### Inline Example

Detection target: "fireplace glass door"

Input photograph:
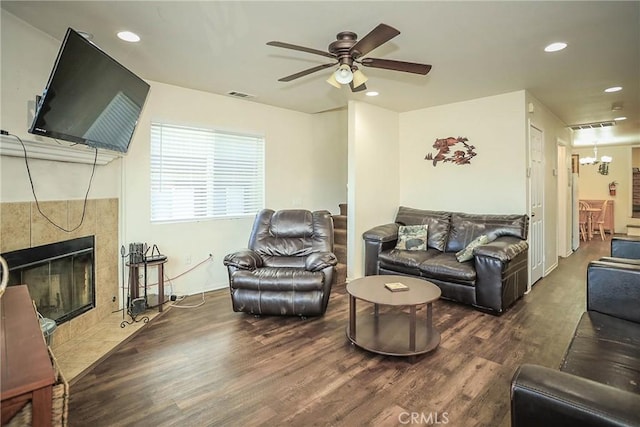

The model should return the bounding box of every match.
[2,236,95,324]
[21,251,93,322]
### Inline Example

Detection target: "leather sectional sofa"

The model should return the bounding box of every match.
[611,235,640,258]
[362,206,529,314]
[511,257,640,426]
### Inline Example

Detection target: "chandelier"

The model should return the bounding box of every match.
[579,142,612,175]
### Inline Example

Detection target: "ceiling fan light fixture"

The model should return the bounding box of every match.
[579,156,596,165]
[352,68,368,88]
[326,73,342,89]
[334,64,353,85]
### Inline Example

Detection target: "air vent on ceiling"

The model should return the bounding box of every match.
[569,120,616,131]
[226,91,256,99]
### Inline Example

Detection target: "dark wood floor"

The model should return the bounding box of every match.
[68,238,610,427]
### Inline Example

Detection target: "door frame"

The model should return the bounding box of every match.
[527,121,545,290]
[557,139,572,258]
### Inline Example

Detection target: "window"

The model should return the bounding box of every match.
[150,123,264,222]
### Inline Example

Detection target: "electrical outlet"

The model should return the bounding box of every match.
[185,255,192,265]
[112,296,116,302]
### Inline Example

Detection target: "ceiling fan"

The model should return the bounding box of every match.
[267,23,432,92]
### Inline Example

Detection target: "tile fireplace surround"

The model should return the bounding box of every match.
[0,198,120,350]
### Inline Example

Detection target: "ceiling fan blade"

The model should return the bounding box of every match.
[277,62,337,82]
[350,23,400,58]
[361,58,432,75]
[350,81,367,92]
[267,41,336,59]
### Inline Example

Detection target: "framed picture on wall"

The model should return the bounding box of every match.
[571,154,579,174]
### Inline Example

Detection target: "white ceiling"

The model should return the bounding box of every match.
[3,1,639,147]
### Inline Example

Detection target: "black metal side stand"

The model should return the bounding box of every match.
[120,298,149,328]
[120,245,150,328]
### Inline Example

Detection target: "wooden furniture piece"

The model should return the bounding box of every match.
[594,199,609,240]
[346,275,441,359]
[580,199,614,236]
[579,204,601,241]
[127,258,168,312]
[578,201,590,241]
[1,285,55,426]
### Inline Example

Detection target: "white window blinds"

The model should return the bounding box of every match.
[150,123,264,222]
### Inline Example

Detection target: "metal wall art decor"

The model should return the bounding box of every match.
[425,136,476,166]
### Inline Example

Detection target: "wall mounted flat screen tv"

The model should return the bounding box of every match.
[29,27,150,153]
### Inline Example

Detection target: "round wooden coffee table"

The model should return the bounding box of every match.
[346,275,441,358]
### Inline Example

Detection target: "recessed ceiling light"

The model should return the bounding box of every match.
[365,91,379,97]
[604,86,622,93]
[614,116,627,121]
[117,31,140,43]
[544,42,567,52]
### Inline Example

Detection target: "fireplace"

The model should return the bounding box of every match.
[2,236,95,324]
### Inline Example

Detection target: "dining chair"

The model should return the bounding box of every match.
[578,201,590,241]
[595,200,609,240]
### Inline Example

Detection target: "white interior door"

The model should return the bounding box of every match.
[529,123,544,287]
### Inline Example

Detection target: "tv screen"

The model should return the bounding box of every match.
[29,27,150,153]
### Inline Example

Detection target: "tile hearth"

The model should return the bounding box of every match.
[53,308,166,384]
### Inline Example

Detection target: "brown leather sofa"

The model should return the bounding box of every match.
[363,207,529,314]
[223,209,337,317]
[510,259,640,427]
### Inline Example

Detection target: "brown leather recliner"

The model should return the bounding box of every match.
[223,209,338,316]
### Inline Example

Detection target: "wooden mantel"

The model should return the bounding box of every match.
[0,134,121,165]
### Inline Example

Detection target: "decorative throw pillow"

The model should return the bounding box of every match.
[395,225,428,251]
[456,234,490,262]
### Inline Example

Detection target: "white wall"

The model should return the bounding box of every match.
[124,81,347,295]
[0,10,121,202]
[398,90,573,280]
[1,11,348,297]
[1,9,57,136]
[349,92,570,281]
[399,91,527,213]
[4,8,595,293]
[310,109,348,214]
[348,101,399,279]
